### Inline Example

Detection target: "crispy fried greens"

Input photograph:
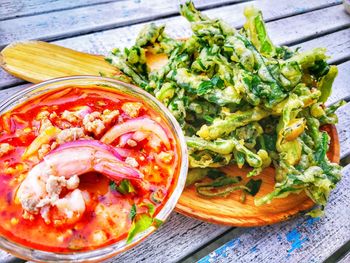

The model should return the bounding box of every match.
[107,1,343,213]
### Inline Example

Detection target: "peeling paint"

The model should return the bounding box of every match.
[306,216,320,227]
[286,228,308,255]
[198,238,241,263]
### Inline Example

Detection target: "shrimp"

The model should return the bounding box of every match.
[17,140,148,224]
[51,189,87,226]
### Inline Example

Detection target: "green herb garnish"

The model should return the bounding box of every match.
[110,179,135,195]
[130,204,137,221]
[126,203,162,244]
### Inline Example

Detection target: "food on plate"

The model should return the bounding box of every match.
[0,85,180,252]
[107,1,344,214]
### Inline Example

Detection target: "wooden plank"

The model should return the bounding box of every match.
[0,0,118,21]
[291,28,350,65]
[0,70,22,90]
[198,161,350,263]
[0,1,348,89]
[337,103,350,160]
[110,213,228,262]
[0,0,248,48]
[266,5,350,46]
[0,0,248,22]
[0,0,342,48]
[328,61,350,104]
[0,250,24,263]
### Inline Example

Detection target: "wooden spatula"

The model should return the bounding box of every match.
[0,41,340,226]
[0,41,119,83]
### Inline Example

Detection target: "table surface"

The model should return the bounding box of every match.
[0,0,350,262]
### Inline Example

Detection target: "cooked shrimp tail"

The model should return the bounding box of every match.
[17,140,148,223]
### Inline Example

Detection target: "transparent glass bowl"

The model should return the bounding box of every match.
[0,76,188,262]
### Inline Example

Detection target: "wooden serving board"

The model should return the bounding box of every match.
[0,41,340,226]
[177,125,339,226]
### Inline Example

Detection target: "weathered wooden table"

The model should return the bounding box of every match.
[0,0,349,262]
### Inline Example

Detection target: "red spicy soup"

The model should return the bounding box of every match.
[0,85,180,252]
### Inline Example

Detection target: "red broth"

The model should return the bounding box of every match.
[0,85,180,252]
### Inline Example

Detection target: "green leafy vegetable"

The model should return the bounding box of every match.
[318,65,338,103]
[126,203,161,244]
[127,214,153,243]
[106,1,343,214]
[243,6,276,57]
[130,204,137,221]
[245,179,262,196]
[195,175,246,197]
[110,179,135,195]
[141,203,155,216]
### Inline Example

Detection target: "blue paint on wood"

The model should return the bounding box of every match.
[250,244,259,253]
[286,228,308,255]
[306,216,320,227]
[199,215,321,262]
[198,238,241,263]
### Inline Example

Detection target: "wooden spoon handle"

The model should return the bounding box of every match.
[0,41,119,83]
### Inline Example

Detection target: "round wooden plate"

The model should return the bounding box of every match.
[145,53,341,226]
[176,124,339,226]
[0,41,341,227]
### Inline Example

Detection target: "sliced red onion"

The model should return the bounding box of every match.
[113,148,138,158]
[44,140,149,191]
[101,118,170,149]
[50,139,122,159]
[119,133,133,147]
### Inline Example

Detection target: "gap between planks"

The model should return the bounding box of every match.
[0,0,342,49]
[339,247,350,263]
[0,0,123,21]
[0,0,253,48]
[324,239,350,263]
[0,0,248,22]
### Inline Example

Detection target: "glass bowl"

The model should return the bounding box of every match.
[0,76,188,262]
